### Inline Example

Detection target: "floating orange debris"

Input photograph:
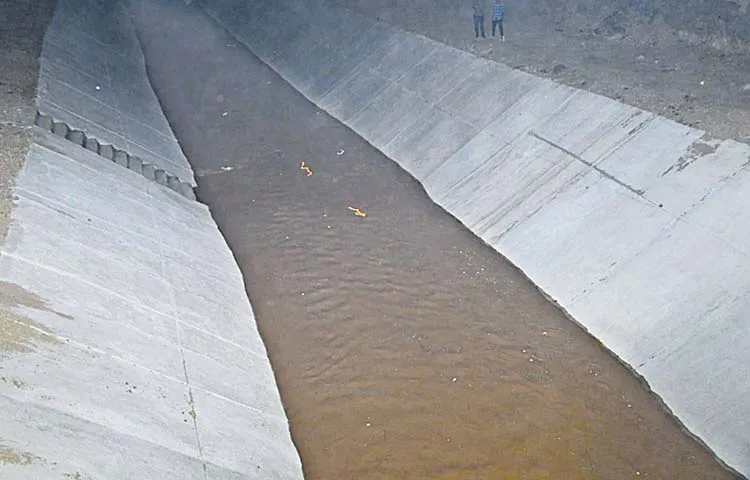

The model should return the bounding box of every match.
[347,206,367,217]
[300,161,313,177]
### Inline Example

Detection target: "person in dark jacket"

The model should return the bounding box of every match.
[492,0,505,41]
[472,0,486,38]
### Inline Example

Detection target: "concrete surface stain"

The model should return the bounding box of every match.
[0,309,59,354]
[0,280,73,319]
[0,280,63,353]
[0,281,47,310]
[63,472,88,480]
[187,390,197,421]
[0,127,30,244]
[0,445,42,466]
[530,131,646,196]
[0,376,26,389]
[662,137,721,176]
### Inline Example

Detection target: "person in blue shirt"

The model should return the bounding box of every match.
[492,0,506,41]
[472,0,486,38]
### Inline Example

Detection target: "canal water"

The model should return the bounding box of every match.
[133,1,738,478]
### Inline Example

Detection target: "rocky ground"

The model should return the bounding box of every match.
[0,0,57,242]
[331,0,750,144]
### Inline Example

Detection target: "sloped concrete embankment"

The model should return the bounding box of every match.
[200,0,750,476]
[0,0,303,478]
[36,0,195,193]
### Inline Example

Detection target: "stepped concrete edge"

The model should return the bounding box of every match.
[34,110,197,200]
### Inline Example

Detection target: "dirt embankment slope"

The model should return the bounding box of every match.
[332,0,750,144]
[0,0,57,242]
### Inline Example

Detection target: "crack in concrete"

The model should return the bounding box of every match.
[529,130,646,198]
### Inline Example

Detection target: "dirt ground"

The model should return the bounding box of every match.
[331,0,750,144]
[133,0,740,478]
[0,0,57,243]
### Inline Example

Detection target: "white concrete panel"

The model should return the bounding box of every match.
[0,395,207,480]
[318,64,391,123]
[438,63,537,131]
[681,164,750,255]
[422,129,509,196]
[497,170,674,306]
[481,82,580,145]
[349,82,433,148]
[435,136,570,236]
[398,47,478,102]
[192,389,303,479]
[383,107,477,178]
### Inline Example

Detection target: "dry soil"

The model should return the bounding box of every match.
[0,0,57,242]
[332,0,750,144]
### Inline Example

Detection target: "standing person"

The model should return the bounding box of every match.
[492,0,505,41]
[472,0,486,38]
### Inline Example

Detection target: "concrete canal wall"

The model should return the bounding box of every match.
[0,0,303,478]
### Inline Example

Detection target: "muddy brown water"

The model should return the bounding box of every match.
[132,1,738,478]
